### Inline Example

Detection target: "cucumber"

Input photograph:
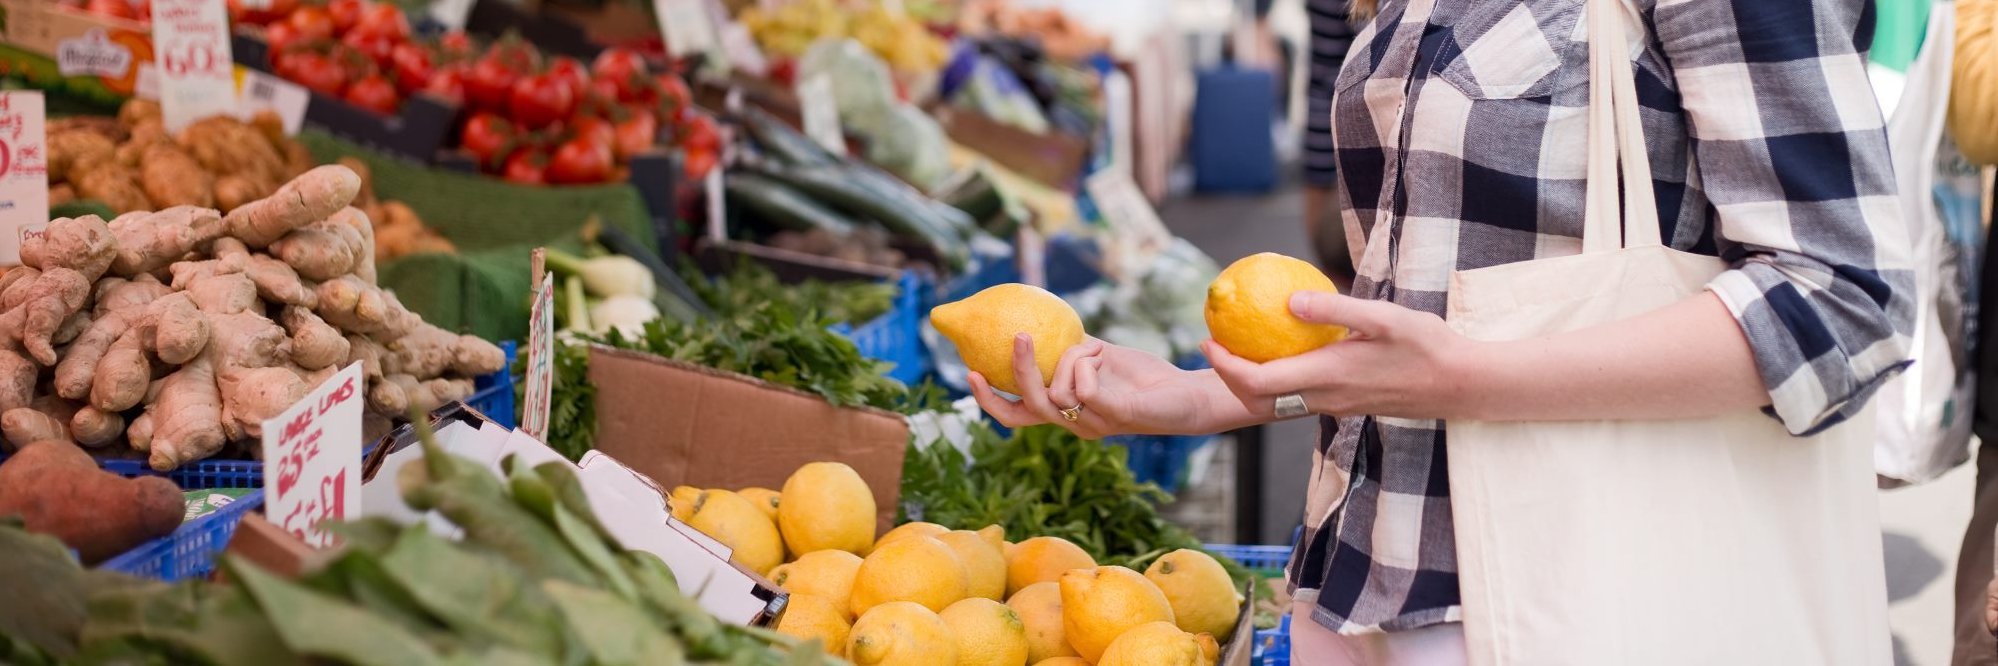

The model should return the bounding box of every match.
[754,163,970,271]
[739,108,836,167]
[842,163,983,241]
[724,173,857,236]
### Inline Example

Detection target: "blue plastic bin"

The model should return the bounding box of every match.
[100,489,266,581]
[936,251,1022,307]
[1191,65,1279,192]
[833,272,931,385]
[1204,542,1297,666]
[468,340,519,429]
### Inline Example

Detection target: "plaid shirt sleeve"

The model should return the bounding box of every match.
[1652,0,1915,435]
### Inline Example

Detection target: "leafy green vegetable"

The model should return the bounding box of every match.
[688,260,897,327]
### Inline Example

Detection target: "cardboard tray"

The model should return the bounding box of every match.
[586,346,910,533]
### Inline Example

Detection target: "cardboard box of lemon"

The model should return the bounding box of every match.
[670,462,1254,666]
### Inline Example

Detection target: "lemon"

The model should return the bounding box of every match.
[977,524,1007,549]
[940,598,1031,666]
[1006,536,1096,597]
[937,530,1008,600]
[1096,621,1208,666]
[1197,632,1221,665]
[1145,549,1244,642]
[1007,581,1080,662]
[1059,566,1176,663]
[687,490,784,574]
[930,283,1085,395]
[778,462,876,555]
[1205,252,1348,362]
[875,521,948,549]
[851,535,969,616]
[847,601,959,666]
[669,485,701,522]
[770,550,864,620]
[1033,659,1090,666]
[775,593,851,656]
[738,487,781,522]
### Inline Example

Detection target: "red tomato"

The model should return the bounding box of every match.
[464,54,523,112]
[340,31,397,70]
[388,43,432,94]
[230,0,297,25]
[503,150,548,184]
[571,116,616,150]
[83,0,138,20]
[439,31,476,59]
[344,75,400,114]
[612,110,658,162]
[652,73,692,124]
[460,112,515,167]
[677,114,721,153]
[326,0,365,34]
[682,148,718,182]
[547,136,613,184]
[591,48,652,102]
[422,65,469,107]
[263,21,303,52]
[349,3,410,42]
[547,57,590,102]
[285,6,336,42]
[508,73,576,130]
[280,52,348,96]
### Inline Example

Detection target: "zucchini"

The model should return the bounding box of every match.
[725,173,858,236]
[739,108,836,168]
[842,163,983,241]
[754,163,970,271]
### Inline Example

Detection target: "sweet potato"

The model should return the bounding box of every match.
[0,440,184,563]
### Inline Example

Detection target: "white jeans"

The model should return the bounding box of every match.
[1290,601,1468,666]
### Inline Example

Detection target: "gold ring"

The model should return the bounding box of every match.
[1059,404,1083,422]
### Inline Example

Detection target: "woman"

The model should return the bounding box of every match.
[973,0,1909,662]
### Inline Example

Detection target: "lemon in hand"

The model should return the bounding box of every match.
[930,283,1085,395]
[1205,252,1347,362]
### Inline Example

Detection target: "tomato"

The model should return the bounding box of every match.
[340,31,397,70]
[229,0,297,25]
[502,150,548,184]
[591,48,651,102]
[546,57,590,102]
[612,110,658,162]
[422,64,469,107]
[83,0,138,20]
[388,43,432,94]
[547,136,614,184]
[682,148,718,181]
[279,52,348,96]
[508,73,575,130]
[263,21,302,52]
[349,3,410,42]
[460,112,515,167]
[677,114,721,153]
[326,0,365,35]
[344,75,400,114]
[571,116,616,150]
[464,55,523,112]
[285,6,336,42]
[439,31,476,60]
[652,73,692,125]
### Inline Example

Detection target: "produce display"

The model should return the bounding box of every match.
[338,158,456,263]
[47,101,312,215]
[238,0,429,114]
[672,460,1240,665]
[740,0,951,75]
[955,0,1111,62]
[0,433,837,664]
[4,165,504,471]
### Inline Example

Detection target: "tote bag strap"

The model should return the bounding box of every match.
[1581,0,1664,254]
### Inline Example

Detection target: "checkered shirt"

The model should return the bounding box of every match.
[1291,0,1914,634]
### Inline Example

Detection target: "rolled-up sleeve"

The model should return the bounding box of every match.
[1653,0,1915,435]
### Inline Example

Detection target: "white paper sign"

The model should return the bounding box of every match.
[234,67,310,136]
[152,0,238,133]
[1085,169,1174,275]
[428,0,477,31]
[0,93,50,267]
[522,272,555,441]
[704,169,726,240]
[797,74,847,156]
[56,30,138,79]
[263,362,364,548]
[656,0,720,58]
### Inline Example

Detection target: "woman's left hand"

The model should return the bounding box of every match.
[1205,291,1484,420]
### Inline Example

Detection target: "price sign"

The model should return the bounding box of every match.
[797,74,847,156]
[656,0,720,58]
[521,272,555,441]
[262,363,364,548]
[428,0,477,31]
[151,0,238,133]
[0,93,50,267]
[1085,169,1174,279]
[233,67,310,135]
[705,169,726,241]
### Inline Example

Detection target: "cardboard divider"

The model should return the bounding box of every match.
[587,347,910,533]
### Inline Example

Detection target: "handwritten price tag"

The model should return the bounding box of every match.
[262,363,364,548]
[152,0,238,133]
[797,75,847,156]
[521,273,555,441]
[655,0,720,58]
[0,93,50,266]
[1085,169,1174,279]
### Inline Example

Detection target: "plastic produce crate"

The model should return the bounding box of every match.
[99,489,266,581]
[1110,434,1212,493]
[467,340,520,429]
[936,249,1022,307]
[1205,542,1296,666]
[832,272,931,385]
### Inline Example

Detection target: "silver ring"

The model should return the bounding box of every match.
[1059,404,1083,422]
[1273,393,1310,419]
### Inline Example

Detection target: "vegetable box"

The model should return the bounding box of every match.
[585,346,910,533]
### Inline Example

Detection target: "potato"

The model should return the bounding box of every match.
[0,440,185,563]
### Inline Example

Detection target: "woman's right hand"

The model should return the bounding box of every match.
[969,335,1225,439]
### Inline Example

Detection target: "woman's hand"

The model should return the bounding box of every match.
[968,336,1234,439]
[1205,291,1481,420]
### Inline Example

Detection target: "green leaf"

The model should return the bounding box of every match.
[227,556,441,666]
[543,580,688,665]
[376,527,568,657]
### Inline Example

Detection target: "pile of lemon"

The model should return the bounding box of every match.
[674,462,1244,665]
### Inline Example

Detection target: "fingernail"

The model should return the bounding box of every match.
[1290,292,1313,316]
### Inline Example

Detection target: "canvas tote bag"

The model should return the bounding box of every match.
[1442,1,1891,664]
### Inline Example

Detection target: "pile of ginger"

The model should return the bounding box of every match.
[0,164,505,471]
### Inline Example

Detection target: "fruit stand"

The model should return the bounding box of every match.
[0,1,1300,664]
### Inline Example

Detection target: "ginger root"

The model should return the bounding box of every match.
[315,275,416,337]
[1,268,94,366]
[110,206,226,277]
[224,165,361,248]
[25,215,117,281]
[49,130,116,184]
[282,306,348,371]
[147,356,224,471]
[71,163,150,214]
[0,351,36,416]
[139,142,215,209]
[72,406,125,448]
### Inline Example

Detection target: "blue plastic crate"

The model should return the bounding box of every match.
[936,250,1021,307]
[1203,542,1296,666]
[99,489,266,581]
[1110,434,1212,493]
[833,272,931,385]
[467,340,519,429]
[1257,615,1292,666]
